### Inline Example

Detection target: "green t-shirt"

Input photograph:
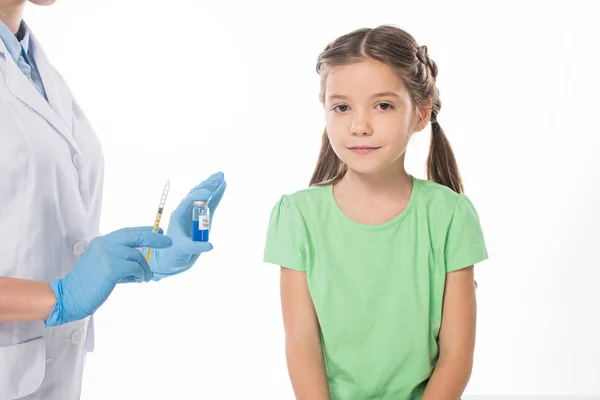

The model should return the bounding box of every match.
[263,176,489,399]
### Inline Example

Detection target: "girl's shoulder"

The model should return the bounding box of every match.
[415,177,468,205]
[413,177,483,223]
[415,176,460,198]
[275,183,332,205]
[268,184,333,220]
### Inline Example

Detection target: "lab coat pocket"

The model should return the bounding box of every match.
[0,337,46,400]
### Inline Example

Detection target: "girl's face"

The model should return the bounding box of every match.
[323,58,428,177]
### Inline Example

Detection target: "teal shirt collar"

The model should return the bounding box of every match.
[18,21,31,55]
[0,19,33,63]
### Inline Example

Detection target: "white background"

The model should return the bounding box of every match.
[22,0,600,398]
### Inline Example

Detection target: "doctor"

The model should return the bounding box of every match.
[0,1,227,399]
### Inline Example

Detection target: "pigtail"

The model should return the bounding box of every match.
[309,129,347,186]
[426,119,464,194]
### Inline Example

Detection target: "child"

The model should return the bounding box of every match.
[263,25,488,400]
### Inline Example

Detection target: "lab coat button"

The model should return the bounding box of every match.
[73,241,86,256]
[70,329,83,345]
[72,155,83,169]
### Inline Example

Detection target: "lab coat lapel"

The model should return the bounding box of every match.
[0,35,81,156]
[29,33,76,144]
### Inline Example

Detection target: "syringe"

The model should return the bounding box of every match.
[146,179,170,262]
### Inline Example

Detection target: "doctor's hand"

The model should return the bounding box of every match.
[45,227,172,327]
[145,171,227,281]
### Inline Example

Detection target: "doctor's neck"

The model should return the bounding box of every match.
[0,1,25,33]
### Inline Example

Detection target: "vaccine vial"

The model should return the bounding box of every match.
[192,201,210,242]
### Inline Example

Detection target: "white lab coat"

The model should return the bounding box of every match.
[0,30,103,400]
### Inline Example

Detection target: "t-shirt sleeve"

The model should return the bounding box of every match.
[263,195,307,272]
[444,194,489,273]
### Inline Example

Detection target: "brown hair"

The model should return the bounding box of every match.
[309,25,464,194]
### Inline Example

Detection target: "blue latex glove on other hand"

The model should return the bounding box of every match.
[46,226,172,327]
[145,171,227,281]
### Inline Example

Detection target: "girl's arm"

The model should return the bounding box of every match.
[280,267,330,400]
[422,266,477,400]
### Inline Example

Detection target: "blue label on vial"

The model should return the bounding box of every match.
[192,216,209,242]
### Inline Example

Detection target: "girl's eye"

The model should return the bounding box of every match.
[334,104,349,112]
[377,102,394,111]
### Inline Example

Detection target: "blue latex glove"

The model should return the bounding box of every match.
[145,171,227,281]
[45,226,172,327]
